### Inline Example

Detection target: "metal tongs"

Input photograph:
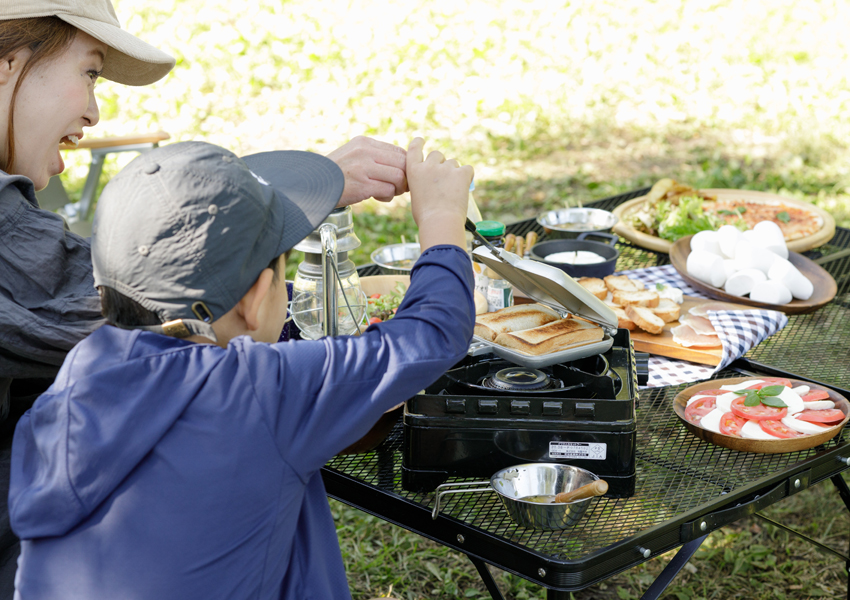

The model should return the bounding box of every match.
[465,218,511,266]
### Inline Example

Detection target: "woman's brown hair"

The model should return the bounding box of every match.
[0,17,77,174]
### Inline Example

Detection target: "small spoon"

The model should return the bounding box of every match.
[520,479,608,504]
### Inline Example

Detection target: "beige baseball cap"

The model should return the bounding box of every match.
[0,0,175,86]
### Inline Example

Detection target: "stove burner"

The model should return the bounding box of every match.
[484,367,554,392]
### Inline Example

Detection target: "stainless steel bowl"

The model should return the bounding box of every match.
[432,463,601,530]
[370,243,421,275]
[536,207,618,239]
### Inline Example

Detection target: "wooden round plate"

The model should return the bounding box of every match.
[612,189,836,253]
[669,235,837,315]
[674,377,850,453]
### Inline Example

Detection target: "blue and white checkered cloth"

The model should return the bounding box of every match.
[616,265,788,388]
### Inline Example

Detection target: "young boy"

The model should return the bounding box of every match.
[8,139,474,599]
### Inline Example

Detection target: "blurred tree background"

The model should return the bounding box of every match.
[63,1,850,597]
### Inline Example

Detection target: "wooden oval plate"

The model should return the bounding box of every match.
[669,235,837,315]
[612,189,836,254]
[674,377,850,453]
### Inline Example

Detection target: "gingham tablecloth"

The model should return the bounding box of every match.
[616,265,788,388]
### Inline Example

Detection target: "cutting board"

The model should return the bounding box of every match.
[630,296,752,365]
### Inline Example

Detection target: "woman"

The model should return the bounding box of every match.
[0,2,407,596]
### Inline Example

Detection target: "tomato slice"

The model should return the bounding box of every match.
[801,390,831,402]
[719,412,747,436]
[746,378,793,390]
[795,409,845,424]
[730,397,788,421]
[368,317,382,324]
[684,397,716,425]
[759,420,802,439]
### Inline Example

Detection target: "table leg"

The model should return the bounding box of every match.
[467,556,505,600]
[833,475,850,600]
[638,534,707,600]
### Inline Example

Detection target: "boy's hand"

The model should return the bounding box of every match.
[326,136,408,206]
[406,137,473,250]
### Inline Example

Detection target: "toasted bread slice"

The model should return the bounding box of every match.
[494,318,604,355]
[605,303,635,330]
[604,275,640,293]
[474,303,560,341]
[577,277,607,300]
[611,290,660,308]
[626,305,664,335]
[651,298,680,323]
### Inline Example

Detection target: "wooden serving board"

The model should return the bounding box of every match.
[630,296,753,366]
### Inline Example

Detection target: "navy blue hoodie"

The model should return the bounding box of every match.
[9,245,473,600]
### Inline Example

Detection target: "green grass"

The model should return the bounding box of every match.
[50,0,850,597]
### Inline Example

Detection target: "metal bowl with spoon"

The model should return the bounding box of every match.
[431,463,608,530]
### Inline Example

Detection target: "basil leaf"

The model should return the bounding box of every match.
[760,396,788,408]
[744,394,762,407]
[656,283,665,291]
[717,209,736,216]
[759,385,785,397]
[735,206,747,214]
[777,211,791,223]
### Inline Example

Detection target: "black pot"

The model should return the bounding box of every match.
[530,232,620,278]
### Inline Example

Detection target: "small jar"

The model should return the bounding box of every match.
[486,275,514,311]
[471,220,506,297]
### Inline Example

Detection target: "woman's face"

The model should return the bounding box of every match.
[10,32,106,190]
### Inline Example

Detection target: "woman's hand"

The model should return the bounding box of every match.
[406,137,473,251]
[326,136,408,206]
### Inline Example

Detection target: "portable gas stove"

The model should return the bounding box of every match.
[402,327,640,497]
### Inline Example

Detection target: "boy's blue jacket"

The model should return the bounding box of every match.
[9,245,474,600]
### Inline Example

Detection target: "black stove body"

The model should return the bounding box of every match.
[402,329,638,497]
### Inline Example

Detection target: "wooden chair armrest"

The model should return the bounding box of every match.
[61,131,170,150]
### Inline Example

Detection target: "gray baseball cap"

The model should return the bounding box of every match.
[92,141,344,341]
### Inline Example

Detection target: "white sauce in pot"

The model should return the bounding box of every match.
[545,250,606,265]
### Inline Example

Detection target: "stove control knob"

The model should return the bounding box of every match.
[634,352,650,387]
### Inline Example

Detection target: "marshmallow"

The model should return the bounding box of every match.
[717,225,742,259]
[752,221,789,259]
[724,268,767,297]
[734,240,777,274]
[690,230,721,255]
[687,250,726,288]
[750,280,793,304]
[768,257,813,300]
[722,259,739,280]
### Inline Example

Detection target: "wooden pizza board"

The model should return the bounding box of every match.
[630,296,753,365]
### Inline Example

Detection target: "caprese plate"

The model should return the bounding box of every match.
[673,376,850,453]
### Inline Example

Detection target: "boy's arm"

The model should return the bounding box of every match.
[246,139,474,477]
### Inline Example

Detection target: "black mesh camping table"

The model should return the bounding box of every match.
[322,189,850,599]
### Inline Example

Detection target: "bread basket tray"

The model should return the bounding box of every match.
[470,246,619,368]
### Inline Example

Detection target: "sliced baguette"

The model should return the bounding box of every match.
[625,305,664,335]
[604,275,640,293]
[651,298,680,323]
[493,318,604,356]
[474,303,560,341]
[611,290,660,308]
[605,303,636,330]
[577,277,607,300]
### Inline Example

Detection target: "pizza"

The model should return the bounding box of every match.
[629,179,824,243]
[709,198,823,241]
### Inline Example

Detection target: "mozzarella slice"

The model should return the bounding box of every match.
[803,400,835,411]
[791,385,810,396]
[715,392,740,414]
[781,415,831,435]
[775,386,805,416]
[720,380,764,392]
[700,408,724,434]
[741,419,781,440]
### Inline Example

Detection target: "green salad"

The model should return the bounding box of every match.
[367,282,407,323]
[630,195,747,242]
